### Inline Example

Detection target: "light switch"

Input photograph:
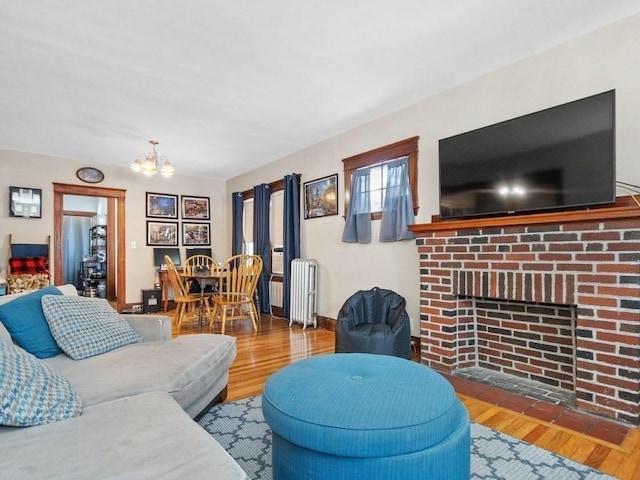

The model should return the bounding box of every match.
[131,241,137,249]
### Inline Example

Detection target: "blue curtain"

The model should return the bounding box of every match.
[341,168,372,243]
[231,192,244,256]
[253,184,271,313]
[282,174,301,318]
[380,157,415,242]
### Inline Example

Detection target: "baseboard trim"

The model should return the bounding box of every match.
[318,315,336,331]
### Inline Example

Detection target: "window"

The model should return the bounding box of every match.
[367,161,390,212]
[240,178,286,254]
[242,198,254,254]
[342,136,419,220]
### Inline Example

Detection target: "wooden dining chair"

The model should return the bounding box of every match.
[209,254,263,334]
[164,255,211,331]
[182,254,217,295]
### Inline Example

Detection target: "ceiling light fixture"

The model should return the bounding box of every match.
[130,140,175,177]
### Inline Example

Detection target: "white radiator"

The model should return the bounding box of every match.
[289,258,318,329]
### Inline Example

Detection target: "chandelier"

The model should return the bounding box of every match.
[130,140,175,177]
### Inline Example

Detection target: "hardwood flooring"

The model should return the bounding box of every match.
[172,312,640,479]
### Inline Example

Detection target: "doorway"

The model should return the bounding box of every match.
[62,195,106,293]
[53,183,126,313]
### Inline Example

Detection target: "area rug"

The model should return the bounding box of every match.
[198,396,613,479]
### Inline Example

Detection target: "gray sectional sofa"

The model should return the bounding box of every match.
[0,285,246,479]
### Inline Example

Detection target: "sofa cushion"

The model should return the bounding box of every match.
[41,296,142,360]
[0,339,83,426]
[0,391,247,479]
[44,334,236,417]
[0,323,11,344]
[0,285,63,358]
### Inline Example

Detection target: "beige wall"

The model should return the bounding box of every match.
[2,15,638,327]
[226,14,640,334]
[0,150,226,304]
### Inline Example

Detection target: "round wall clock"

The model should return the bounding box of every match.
[76,167,105,184]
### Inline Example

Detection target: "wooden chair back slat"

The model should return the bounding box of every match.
[182,254,216,276]
[210,254,263,334]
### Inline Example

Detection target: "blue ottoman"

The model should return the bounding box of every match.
[262,353,470,480]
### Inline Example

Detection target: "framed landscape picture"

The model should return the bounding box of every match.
[146,221,178,246]
[146,192,178,219]
[181,195,210,220]
[182,222,211,246]
[303,174,338,219]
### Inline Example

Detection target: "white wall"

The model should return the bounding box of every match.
[0,150,226,304]
[226,14,640,334]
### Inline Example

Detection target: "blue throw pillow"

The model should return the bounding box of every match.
[41,295,143,360]
[0,339,83,426]
[0,286,63,358]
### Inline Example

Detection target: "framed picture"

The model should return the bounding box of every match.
[181,195,210,220]
[182,222,211,246]
[303,174,338,219]
[75,167,104,184]
[146,221,178,246]
[9,186,42,218]
[146,192,178,219]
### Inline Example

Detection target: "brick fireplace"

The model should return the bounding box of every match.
[410,199,640,425]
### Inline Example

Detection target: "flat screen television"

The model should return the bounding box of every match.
[438,90,615,220]
[153,247,181,267]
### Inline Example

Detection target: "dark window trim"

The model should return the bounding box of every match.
[240,178,286,200]
[342,136,419,219]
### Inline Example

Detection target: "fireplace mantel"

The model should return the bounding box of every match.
[409,196,639,233]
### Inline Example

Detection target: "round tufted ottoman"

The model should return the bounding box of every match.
[262,353,470,480]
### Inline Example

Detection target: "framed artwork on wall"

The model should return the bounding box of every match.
[182,222,211,246]
[181,195,210,220]
[75,167,105,184]
[303,174,338,219]
[9,186,42,218]
[146,221,179,246]
[146,192,178,219]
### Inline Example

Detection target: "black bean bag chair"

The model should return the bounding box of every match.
[335,287,411,360]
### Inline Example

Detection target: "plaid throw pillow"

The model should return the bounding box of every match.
[41,296,142,360]
[0,339,83,426]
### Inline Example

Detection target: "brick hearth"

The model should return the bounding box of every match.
[410,200,640,425]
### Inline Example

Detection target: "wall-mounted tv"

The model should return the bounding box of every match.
[153,247,181,267]
[438,90,615,220]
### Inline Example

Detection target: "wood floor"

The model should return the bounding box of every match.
[172,312,640,479]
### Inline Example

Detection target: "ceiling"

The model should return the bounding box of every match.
[1,1,639,180]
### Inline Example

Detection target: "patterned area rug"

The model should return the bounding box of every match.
[198,396,613,480]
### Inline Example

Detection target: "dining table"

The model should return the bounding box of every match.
[180,268,223,333]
